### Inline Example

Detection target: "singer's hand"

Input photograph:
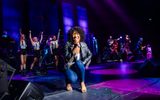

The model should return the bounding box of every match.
[72,46,80,54]
[41,32,43,35]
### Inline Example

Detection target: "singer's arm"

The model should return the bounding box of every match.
[40,32,43,43]
[29,30,34,46]
[57,29,60,42]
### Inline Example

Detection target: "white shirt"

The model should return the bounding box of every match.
[50,40,58,49]
[33,42,40,50]
[147,47,152,53]
[20,40,27,49]
[75,53,80,61]
[74,43,81,61]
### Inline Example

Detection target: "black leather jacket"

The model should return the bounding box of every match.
[65,42,92,67]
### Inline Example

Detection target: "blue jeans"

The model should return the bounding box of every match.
[65,60,85,83]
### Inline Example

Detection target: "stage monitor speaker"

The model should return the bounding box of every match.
[0,64,8,97]
[18,82,44,100]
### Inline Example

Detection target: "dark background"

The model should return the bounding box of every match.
[0,0,160,59]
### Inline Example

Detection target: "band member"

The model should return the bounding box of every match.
[124,34,131,53]
[29,30,43,72]
[111,39,119,54]
[92,36,98,56]
[64,26,92,93]
[107,35,114,47]
[123,34,132,60]
[110,39,119,59]
[135,37,145,59]
[37,37,52,73]
[50,29,60,68]
[146,44,152,60]
[40,37,52,64]
[19,30,27,75]
[103,35,114,60]
[103,35,121,61]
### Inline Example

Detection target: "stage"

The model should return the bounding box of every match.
[4,60,160,100]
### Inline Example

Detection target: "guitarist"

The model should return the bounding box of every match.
[135,37,145,59]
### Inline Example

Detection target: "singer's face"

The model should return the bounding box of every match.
[53,35,56,40]
[72,32,80,44]
[21,34,25,40]
[33,37,38,42]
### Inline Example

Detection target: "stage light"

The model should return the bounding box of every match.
[148,18,152,21]
[62,2,74,42]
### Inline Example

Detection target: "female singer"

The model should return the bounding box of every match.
[47,30,60,68]
[64,26,92,93]
[29,30,43,72]
[19,30,27,75]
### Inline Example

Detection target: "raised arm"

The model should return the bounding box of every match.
[40,32,43,43]
[29,30,34,45]
[20,29,22,36]
[20,29,22,41]
[57,29,60,42]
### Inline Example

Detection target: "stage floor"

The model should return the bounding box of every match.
[9,60,160,100]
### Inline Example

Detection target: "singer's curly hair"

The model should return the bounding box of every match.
[67,26,85,43]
